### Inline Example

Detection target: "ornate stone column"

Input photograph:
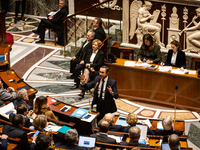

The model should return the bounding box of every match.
[122,0,129,43]
[68,0,75,14]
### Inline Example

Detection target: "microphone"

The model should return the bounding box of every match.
[88,82,99,113]
[175,86,178,90]
[174,85,178,123]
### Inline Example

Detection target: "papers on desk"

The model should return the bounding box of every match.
[188,70,197,75]
[171,69,185,74]
[136,124,147,144]
[70,108,89,118]
[0,102,16,119]
[107,135,122,143]
[44,125,62,132]
[124,61,136,67]
[158,66,172,72]
[135,63,151,68]
[115,116,128,126]
[138,119,152,128]
[157,120,164,130]
[81,113,97,123]
[57,126,71,134]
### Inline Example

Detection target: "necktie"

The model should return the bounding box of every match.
[99,79,104,101]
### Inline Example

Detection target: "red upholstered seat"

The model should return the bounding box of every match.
[6,33,14,44]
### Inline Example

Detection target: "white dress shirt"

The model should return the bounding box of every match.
[90,49,99,63]
[98,76,108,100]
[170,52,177,65]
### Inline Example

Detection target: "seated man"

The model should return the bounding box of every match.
[32,0,68,45]
[0,134,8,150]
[154,116,182,136]
[14,88,33,111]
[120,126,150,147]
[34,134,51,150]
[168,134,180,150]
[68,30,95,80]
[57,129,87,150]
[90,119,117,144]
[103,113,123,132]
[0,80,16,107]
[9,104,34,128]
[3,114,36,150]
[92,17,106,41]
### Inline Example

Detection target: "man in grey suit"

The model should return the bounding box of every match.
[90,119,117,144]
[0,80,16,106]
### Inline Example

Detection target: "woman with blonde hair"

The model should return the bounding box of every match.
[124,112,154,135]
[32,114,47,132]
[34,96,57,120]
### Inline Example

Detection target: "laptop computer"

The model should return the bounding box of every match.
[78,136,96,148]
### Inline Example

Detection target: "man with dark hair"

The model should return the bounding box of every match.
[104,113,123,132]
[168,134,180,150]
[32,0,68,45]
[3,114,36,150]
[92,17,106,41]
[35,134,51,150]
[0,80,16,106]
[120,126,150,147]
[80,65,118,123]
[68,30,95,80]
[57,129,87,150]
[90,119,117,144]
[9,104,33,128]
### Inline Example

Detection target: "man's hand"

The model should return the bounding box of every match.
[79,60,84,64]
[70,56,76,61]
[78,75,86,84]
[145,137,149,144]
[90,67,95,72]
[48,15,54,20]
[0,134,8,139]
[85,63,90,67]
[27,110,33,117]
[107,86,114,95]
[137,58,142,64]
[7,87,15,92]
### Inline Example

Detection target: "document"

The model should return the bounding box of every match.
[157,120,164,130]
[115,116,128,126]
[124,61,136,67]
[135,63,151,68]
[0,102,16,119]
[44,125,62,132]
[138,119,152,128]
[158,66,172,72]
[107,135,122,143]
[136,124,147,144]
[70,108,89,118]
[81,113,97,123]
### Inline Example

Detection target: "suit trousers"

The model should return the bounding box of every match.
[70,58,80,74]
[97,100,108,124]
[74,64,85,85]
[37,19,55,41]
[15,0,26,18]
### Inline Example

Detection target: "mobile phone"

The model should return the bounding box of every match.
[84,114,91,119]
[32,130,40,138]
[53,101,61,106]
[60,107,68,112]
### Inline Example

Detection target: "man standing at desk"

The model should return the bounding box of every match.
[0,81,16,106]
[80,66,118,123]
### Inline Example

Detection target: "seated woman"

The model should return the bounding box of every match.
[154,116,182,136]
[79,39,104,97]
[137,34,162,64]
[14,89,33,111]
[161,40,186,69]
[124,113,154,135]
[34,96,57,120]
[32,114,47,132]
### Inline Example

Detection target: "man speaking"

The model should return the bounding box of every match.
[80,66,118,123]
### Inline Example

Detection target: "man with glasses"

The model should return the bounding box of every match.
[32,0,68,46]
[79,65,118,123]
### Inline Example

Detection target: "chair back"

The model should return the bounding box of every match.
[119,47,134,60]
[190,57,200,70]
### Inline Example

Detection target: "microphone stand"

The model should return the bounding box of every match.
[174,86,178,123]
[89,82,99,113]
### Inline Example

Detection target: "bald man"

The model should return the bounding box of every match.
[104,113,123,132]
[168,134,180,150]
[0,81,16,106]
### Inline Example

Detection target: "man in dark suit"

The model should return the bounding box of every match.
[71,39,104,89]
[104,113,123,132]
[154,116,182,136]
[93,17,106,41]
[90,119,117,144]
[3,114,36,150]
[32,0,68,46]
[80,65,118,123]
[68,30,95,79]
[57,129,87,150]
[168,134,180,150]
[120,126,150,147]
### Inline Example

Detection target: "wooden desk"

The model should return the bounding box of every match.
[0,70,37,105]
[106,58,200,112]
[49,97,99,135]
[0,44,11,71]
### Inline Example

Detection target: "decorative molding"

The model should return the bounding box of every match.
[92,0,122,11]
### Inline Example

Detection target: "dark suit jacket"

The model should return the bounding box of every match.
[14,99,33,111]
[0,139,7,150]
[164,50,186,68]
[94,26,106,41]
[9,113,32,128]
[83,76,118,113]
[120,140,149,147]
[124,123,154,135]
[154,128,182,136]
[50,5,69,44]
[3,124,35,150]
[109,125,124,132]
[58,144,87,150]
[90,133,117,144]
[75,40,93,61]
[84,49,104,71]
